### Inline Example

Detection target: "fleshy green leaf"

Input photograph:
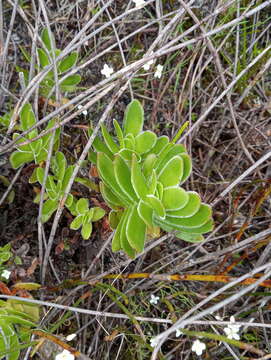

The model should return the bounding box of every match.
[91,132,113,160]
[112,211,125,251]
[150,135,169,155]
[155,143,186,173]
[52,152,67,181]
[60,74,81,87]
[131,153,148,199]
[81,222,92,240]
[61,165,74,191]
[101,124,119,153]
[167,192,201,217]
[123,134,135,150]
[120,207,136,258]
[158,155,183,187]
[10,151,34,169]
[97,153,130,205]
[36,167,45,185]
[100,182,125,208]
[58,52,78,73]
[65,193,74,208]
[157,204,212,230]
[126,205,146,252]
[162,187,189,211]
[20,103,36,132]
[70,215,84,230]
[41,199,58,223]
[114,154,138,203]
[135,131,157,154]
[41,28,55,51]
[142,153,157,177]
[113,119,124,148]
[109,210,122,230]
[76,198,89,214]
[137,200,154,228]
[119,148,140,162]
[176,219,214,234]
[123,99,144,137]
[146,172,155,197]
[145,195,165,219]
[37,48,50,68]
[92,207,106,222]
[180,153,192,183]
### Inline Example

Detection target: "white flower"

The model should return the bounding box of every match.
[176,329,183,337]
[66,333,76,341]
[101,64,114,78]
[143,58,154,71]
[55,349,74,360]
[77,105,87,116]
[149,294,160,305]
[150,337,159,347]
[224,316,241,340]
[191,339,206,356]
[1,270,11,280]
[133,0,146,9]
[215,314,223,320]
[154,64,163,79]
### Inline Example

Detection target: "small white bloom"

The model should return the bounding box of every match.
[215,314,223,320]
[149,294,160,305]
[176,329,183,337]
[133,0,146,9]
[191,339,206,356]
[55,349,74,360]
[150,337,159,347]
[101,64,114,78]
[154,64,163,79]
[143,58,154,71]
[1,270,11,280]
[66,333,77,341]
[77,105,87,116]
[224,316,241,340]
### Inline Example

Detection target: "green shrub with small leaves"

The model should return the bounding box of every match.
[91,100,214,257]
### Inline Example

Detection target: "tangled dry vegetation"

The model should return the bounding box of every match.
[0,0,271,359]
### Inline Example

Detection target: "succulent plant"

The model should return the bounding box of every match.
[90,100,214,258]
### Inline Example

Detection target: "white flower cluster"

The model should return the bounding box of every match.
[224,316,241,340]
[191,339,206,356]
[149,294,160,305]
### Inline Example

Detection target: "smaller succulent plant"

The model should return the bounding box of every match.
[90,100,214,257]
[9,103,60,169]
[31,152,74,223]
[18,28,81,98]
[70,198,105,240]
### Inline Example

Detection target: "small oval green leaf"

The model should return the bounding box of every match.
[123,99,144,137]
[81,222,92,240]
[58,52,78,73]
[162,187,189,211]
[135,131,157,154]
[158,155,183,187]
